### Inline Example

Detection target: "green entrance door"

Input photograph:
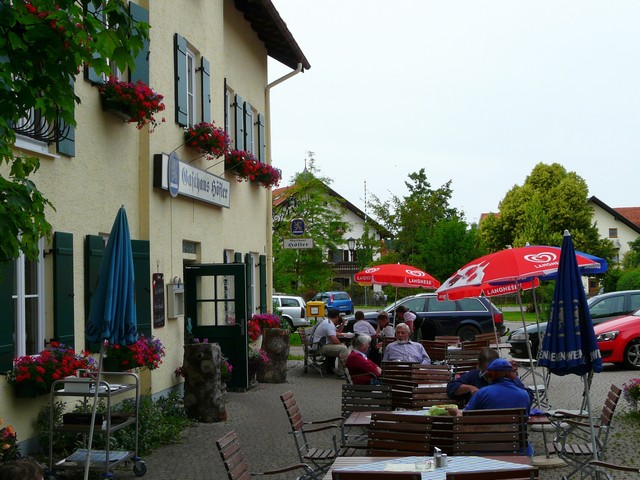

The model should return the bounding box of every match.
[184,263,248,390]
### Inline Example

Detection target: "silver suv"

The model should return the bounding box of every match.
[273,294,310,329]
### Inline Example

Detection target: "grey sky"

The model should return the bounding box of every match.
[268,1,640,224]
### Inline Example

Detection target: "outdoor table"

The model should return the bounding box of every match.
[323,455,534,480]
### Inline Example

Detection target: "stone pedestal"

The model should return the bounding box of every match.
[182,343,226,422]
[256,328,290,383]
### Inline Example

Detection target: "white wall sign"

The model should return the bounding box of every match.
[283,238,314,249]
[153,153,230,208]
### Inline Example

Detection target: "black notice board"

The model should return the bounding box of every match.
[152,273,165,328]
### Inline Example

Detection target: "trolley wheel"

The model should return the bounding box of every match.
[133,460,147,477]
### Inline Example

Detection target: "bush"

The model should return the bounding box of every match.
[617,268,640,291]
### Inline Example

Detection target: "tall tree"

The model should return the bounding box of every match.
[1,0,149,261]
[272,154,349,296]
[368,168,484,282]
[479,162,616,261]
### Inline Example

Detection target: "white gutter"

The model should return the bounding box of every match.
[264,63,303,308]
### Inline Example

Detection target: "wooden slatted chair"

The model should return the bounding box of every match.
[410,363,453,384]
[587,460,640,476]
[452,408,529,456]
[421,340,449,363]
[409,383,452,409]
[446,348,481,376]
[547,384,622,480]
[332,471,421,480]
[434,335,461,344]
[299,327,326,377]
[215,430,315,480]
[280,391,356,478]
[446,467,539,480]
[366,411,434,457]
[341,384,392,447]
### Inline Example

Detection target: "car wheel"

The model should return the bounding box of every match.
[285,317,294,329]
[457,325,480,342]
[623,338,640,369]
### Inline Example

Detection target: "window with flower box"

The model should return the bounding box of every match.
[224,82,266,162]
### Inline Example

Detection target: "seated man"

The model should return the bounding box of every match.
[382,323,431,364]
[448,358,532,415]
[369,312,394,365]
[312,308,349,376]
[353,310,377,336]
[345,333,382,384]
[447,347,534,406]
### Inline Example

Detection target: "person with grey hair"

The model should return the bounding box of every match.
[382,323,431,364]
[345,333,382,384]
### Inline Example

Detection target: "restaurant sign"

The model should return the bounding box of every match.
[283,238,314,249]
[153,153,230,208]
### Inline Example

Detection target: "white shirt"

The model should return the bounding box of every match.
[353,319,376,336]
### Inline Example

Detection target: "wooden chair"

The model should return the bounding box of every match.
[421,340,449,362]
[341,384,392,447]
[409,384,452,409]
[366,411,435,456]
[280,391,356,478]
[215,430,315,480]
[299,327,326,377]
[332,471,421,480]
[452,408,529,456]
[446,348,481,376]
[434,335,460,344]
[411,363,453,384]
[446,467,539,480]
[587,460,640,476]
[548,384,622,480]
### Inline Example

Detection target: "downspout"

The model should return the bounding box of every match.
[265,63,303,309]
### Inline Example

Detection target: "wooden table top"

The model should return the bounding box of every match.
[345,410,551,427]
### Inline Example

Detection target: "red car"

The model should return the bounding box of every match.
[594,311,640,369]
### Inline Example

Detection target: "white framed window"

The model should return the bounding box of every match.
[12,238,45,356]
[186,48,197,126]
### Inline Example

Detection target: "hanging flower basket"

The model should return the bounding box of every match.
[224,150,282,189]
[98,78,166,132]
[184,122,231,159]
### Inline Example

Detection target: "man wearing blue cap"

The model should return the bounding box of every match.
[447,358,531,415]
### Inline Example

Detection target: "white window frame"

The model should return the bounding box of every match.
[12,238,45,356]
[186,48,197,126]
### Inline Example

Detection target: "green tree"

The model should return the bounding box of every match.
[617,268,640,291]
[479,163,616,261]
[1,0,149,261]
[622,238,640,270]
[369,168,484,282]
[272,155,349,296]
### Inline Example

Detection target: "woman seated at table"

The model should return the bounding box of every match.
[447,358,532,415]
[345,333,382,385]
[382,323,431,364]
[447,347,534,406]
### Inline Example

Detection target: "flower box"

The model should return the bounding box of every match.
[184,122,231,159]
[224,150,282,189]
[100,95,131,122]
[12,382,48,398]
[98,78,166,132]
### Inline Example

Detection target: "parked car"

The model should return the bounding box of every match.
[311,291,354,315]
[342,292,505,341]
[508,290,640,358]
[272,294,310,329]
[595,310,640,369]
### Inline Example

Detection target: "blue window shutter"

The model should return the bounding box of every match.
[234,252,242,263]
[54,232,75,348]
[244,103,254,155]
[84,2,103,84]
[245,254,253,315]
[234,94,244,149]
[174,34,188,126]
[201,57,211,123]
[85,235,105,351]
[0,261,15,371]
[257,113,266,163]
[129,3,149,85]
[57,76,76,157]
[259,254,267,313]
[132,240,151,338]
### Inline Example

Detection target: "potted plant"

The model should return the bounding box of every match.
[184,122,231,159]
[5,342,95,397]
[247,313,281,343]
[98,77,166,132]
[248,347,268,384]
[104,335,166,372]
[0,419,19,463]
[223,150,282,188]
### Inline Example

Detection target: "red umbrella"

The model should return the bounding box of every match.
[354,263,440,289]
[436,245,601,299]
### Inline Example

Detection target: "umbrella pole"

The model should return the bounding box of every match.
[582,374,600,470]
[516,288,543,410]
[84,341,106,480]
[530,286,551,407]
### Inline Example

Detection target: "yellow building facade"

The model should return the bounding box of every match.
[1,0,309,449]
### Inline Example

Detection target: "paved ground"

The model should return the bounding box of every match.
[57,344,640,479]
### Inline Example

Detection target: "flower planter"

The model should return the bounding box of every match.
[100,95,131,122]
[103,356,129,372]
[13,383,48,398]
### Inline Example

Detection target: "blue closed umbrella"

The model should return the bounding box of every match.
[83,206,138,479]
[538,230,602,466]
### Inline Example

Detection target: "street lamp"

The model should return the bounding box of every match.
[347,237,356,262]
